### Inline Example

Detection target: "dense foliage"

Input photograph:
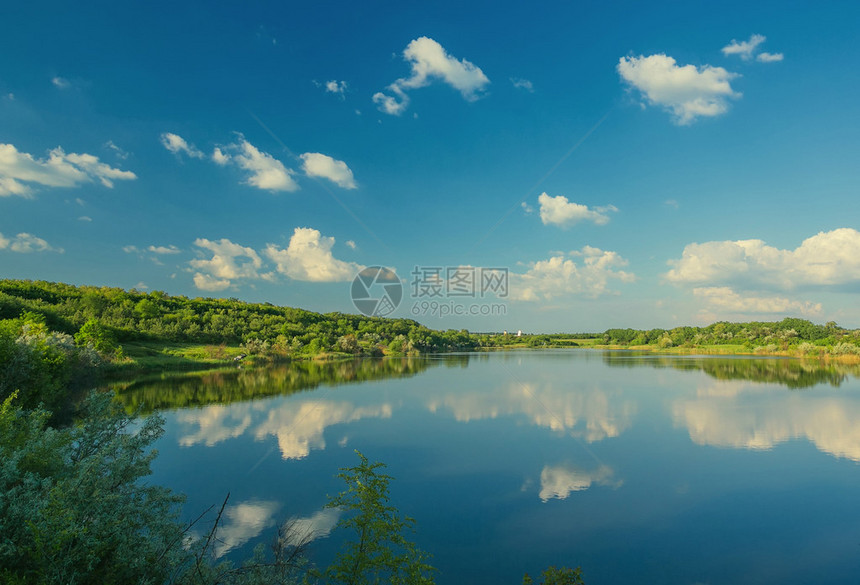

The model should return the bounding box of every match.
[601,317,860,354]
[0,312,103,420]
[0,279,485,358]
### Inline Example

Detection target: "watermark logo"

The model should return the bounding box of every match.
[352,265,508,318]
[351,266,403,317]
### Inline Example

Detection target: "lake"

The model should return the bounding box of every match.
[120,351,860,584]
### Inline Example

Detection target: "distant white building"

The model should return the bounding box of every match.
[517,330,522,337]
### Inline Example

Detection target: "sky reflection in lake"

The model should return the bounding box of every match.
[139,351,860,584]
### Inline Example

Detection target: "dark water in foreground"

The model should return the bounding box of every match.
[123,351,860,584]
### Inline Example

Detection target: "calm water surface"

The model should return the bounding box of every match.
[122,351,860,584]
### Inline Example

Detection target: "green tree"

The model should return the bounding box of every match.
[74,318,119,354]
[0,391,306,585]
[321,451,435,585]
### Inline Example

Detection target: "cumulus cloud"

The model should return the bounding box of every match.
[722,34,783,63]
[164,132,301,192]
[665,228,860,290]
[264,227,363,282]
[211,147,230,165]
[226,137,298,192]
[510,246,635,301]
[693,287,822,316]
[617,54,740,124]
[299,152,357,189]
[190,237,270,291]
[159,132,204,159]
[537,193,616,227]
[0,232,63,253]
[0,143,136,197]
[373,36,490,115]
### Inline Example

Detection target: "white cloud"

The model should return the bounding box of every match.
[757,52,784,63]
[78,215,92,222]
[510,77,534,92]
[537,192,616,227]
[0,232,63,254]
[165,133,298,192]
[283,509,341,547]
[255,399,392,460]
[539,464,619,502]
[212,500,281,558]
[325,80,348,97]
[192,273,231,291]
[147,244,180,254]
[673,382,860,462]
[693,286,822,316]
[229,137,298,192]
[617,54,740,124]
[51,76,71,89]
[373,36,490,115]
[0,143,136,197]
[190,237,268,291]
[511,246,635,301]
[722,34,783,64]
[665,228,860,289]
[345,240,356,250]
[428,379,636,442]
[104,140,129,160]
[721,34,766,60]
[159,132,204,159]
[264,227,363,282]
[299,152,357,189]
[211,147,230,165]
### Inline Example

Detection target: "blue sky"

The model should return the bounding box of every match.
[2,0,859,332]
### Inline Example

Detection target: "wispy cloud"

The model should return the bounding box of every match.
[692,287,821,316]
[538,193,617,227]
[51,76,71,89]
[722,34,783,63]
[373,36,490,115]
[617,54,740,124]
[104,140,129,160]
[510,77,534,92]
[160,132,204,159]
[0,143,136,197]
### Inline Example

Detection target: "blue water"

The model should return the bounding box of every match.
[138,351,860,584]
